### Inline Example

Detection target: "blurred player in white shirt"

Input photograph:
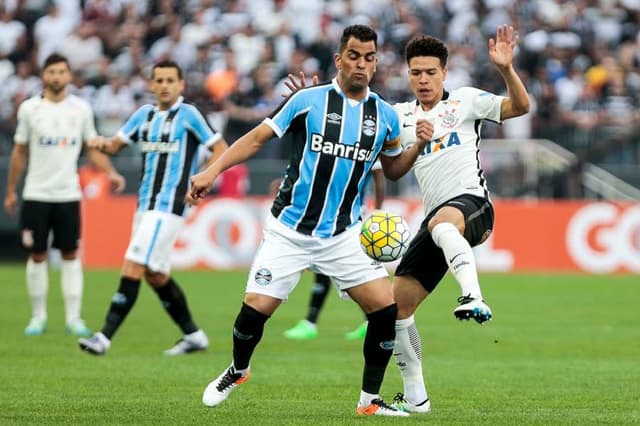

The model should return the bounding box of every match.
[4,53,125,337]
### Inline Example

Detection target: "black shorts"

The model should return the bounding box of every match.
[395,194,494,294]
[19,200,81,253]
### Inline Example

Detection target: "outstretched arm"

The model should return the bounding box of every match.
[190,123,275,200]
[489,25,530,119]
[85,147,126,193]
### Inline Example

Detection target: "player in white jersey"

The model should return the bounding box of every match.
[3,53,125,337]
[390,27,531,414]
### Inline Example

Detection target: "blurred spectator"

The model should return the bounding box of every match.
[0,0,637,196]
[92,72,136,136]
[33,2,76,65]
[58,21,104,79]
[0,5,27,63]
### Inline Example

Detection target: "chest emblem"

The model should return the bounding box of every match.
[438,108,459,129]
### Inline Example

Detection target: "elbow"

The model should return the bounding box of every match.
[516,96,531,116]
[383,170,401,181]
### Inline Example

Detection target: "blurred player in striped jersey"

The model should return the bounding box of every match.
[78,60,228,356]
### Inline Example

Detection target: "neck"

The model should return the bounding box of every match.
[44,89,66,102]
[336,75,366,101]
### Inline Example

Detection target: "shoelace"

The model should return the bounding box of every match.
[216,369,242,392]
[370,398,398,411]
[457,295,475,304]
[393,393,407,404]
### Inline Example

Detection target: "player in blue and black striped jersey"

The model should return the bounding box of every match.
[78,60,228,357]
[191,25,429,417]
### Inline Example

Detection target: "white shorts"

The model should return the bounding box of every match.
[124,210,184,274]
[246,214,389,300]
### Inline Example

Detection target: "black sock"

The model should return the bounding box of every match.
[306,273,331,324]
[232,303,270,370]
[101,277,141,340]
[153,277,198,334]
[362,304,397,394]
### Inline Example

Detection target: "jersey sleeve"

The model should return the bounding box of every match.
[467,87,505,123]
[263,91,311,138]
[116,105,152,144]
[82,103,98,142]
[186,105,222,147]
[13,101,30,145]
[379,102,403,157]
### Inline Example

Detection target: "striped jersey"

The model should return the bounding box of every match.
[264,78,402,237]
[117,96,222,216]
[395,87,504,216]
[14,94,97,202]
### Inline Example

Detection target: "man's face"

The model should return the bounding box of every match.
[150,67,184,108]
[42,62,71,94]
[335,37,377,93]
[407,56,447,107]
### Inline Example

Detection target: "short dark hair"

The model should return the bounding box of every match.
[405,35,449,67]
[339,25,378,52]
[42,53,70,71]
[151,60,183,79]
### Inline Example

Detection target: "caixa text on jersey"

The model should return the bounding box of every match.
[310,133,375,162]
[38,136,80,146]
[140,141,180,153]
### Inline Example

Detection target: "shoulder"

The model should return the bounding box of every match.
[370,92,396,113]
[292,83,331,101]
[393,100,416,114]
[17,95,41,112]
[451,86,495,100]
[66,94,93,111]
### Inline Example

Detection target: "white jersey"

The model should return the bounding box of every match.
[14,94,97,202]
[395,87,505,216]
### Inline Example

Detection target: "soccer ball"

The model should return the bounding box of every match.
[359,211,411,262]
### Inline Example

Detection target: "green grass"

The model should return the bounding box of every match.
[0,264,639,425]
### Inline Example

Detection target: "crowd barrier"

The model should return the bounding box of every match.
[82,196,639,274]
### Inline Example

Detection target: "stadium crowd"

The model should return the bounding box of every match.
[0,0,639,173]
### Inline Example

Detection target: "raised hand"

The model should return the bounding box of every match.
[281,72,319,97]
[488,25,518,71]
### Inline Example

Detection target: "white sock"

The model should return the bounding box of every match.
[26,258,48,321]
[431,222,482,299]
[394,316,428,404]
[61,258,83,324]
[232,364,250,377]
[359,390,379,406]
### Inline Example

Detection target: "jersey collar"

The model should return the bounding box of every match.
[154,96,184,112]
[413,89,449,107]
[332,78,370,102]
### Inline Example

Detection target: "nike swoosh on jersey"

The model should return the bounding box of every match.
[402,123,415,128]
[448,252,464,263]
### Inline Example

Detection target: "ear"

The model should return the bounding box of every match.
[333,52,341,70]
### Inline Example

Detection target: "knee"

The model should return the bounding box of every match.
[30,252,47,263]
[60,250,78,261]
[234,303,270,334]
[366,303,398,325]
[396,301,417,320]
[144,271,169,288]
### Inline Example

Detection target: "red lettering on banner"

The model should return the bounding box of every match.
[81,198,639,273]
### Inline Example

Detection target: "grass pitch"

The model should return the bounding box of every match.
[0,264,638,425]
